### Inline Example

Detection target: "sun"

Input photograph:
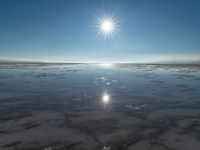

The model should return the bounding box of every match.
[97,15,118,39]
[101,20,114,33]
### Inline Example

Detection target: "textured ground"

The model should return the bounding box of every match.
[0,63,200,150]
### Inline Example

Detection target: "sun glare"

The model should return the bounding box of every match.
[102,93,110,104]
[101,20,114,33]
[99,63,114,68]
[97,15,118,39]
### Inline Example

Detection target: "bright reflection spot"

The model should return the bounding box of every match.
[102,93,110,104]
[99,63,114,68]
[101,92,112,112]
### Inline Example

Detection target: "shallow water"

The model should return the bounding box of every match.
[0,63,200,150]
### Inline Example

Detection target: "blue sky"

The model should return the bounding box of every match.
[0,0,200,63]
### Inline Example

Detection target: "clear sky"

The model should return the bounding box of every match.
[0,0,200,63]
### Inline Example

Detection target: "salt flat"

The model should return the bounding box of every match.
[0,63,200,150]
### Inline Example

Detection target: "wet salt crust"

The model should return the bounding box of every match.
[0,63,200,150]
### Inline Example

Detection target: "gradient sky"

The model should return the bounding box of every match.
[0,0,200,62]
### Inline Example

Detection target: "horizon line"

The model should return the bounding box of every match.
[0,56,200,65]
[0,60,200,65]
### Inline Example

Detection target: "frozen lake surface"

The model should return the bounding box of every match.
[0,63,200,150]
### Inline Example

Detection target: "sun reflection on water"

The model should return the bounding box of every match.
[99,63,114,68]
[102,93,110,104]
[101,91,113,112]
